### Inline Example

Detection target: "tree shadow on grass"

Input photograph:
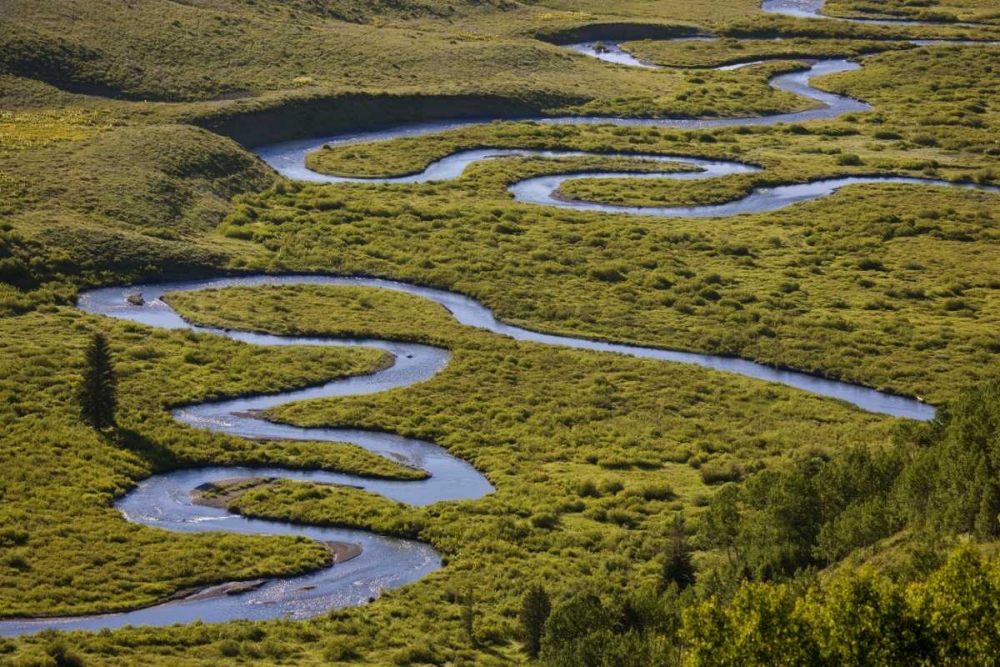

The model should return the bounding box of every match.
[113,427,182,471]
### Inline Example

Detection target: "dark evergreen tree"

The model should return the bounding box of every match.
[660,517,696,592]
[461,592,476,646]
[77,332,117,429]
[520,584,551,659]
[974,482,1000,539]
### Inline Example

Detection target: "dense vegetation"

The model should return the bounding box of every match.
[2,0,1000,664]
[696,378,1000,584]
[528,381,1000,666]
[824,0,1000,24]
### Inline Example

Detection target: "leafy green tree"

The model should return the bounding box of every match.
[703,483,743,569]
[77,332,117,430]
[817,573,930,666]
[682,582,822,667]
[540,592,610,667]
[740,468,823,579]
[896,379,1000,539]
[974,469,1000,539]
[521,585,551,659]
[539,589,680,667]
[913,547,1000,664]
[812,445,906,562]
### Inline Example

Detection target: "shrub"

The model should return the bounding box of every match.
[857,257,885,271]
[599,479,624,495]
[218,640,241,658]
[700,461,744,485]
[323,640,362,662]
[943,298,970,312]
[638,483,675,501]
[589,265,627,283]
[531,513,559,530]
[391,642,443,666]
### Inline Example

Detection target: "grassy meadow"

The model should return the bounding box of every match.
[824,0,1000,23]
[6,282,897,664]
[0,306,400,617]
[242,43,1000,404]
[1,0,1000,664]
[623,37,913,68]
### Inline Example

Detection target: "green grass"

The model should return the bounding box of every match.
[718,7,1000,39]
[532,0,761,24]
[555,171,760,207]
[8,0,942,317]
[624,37,913,68]
[224,153,1000,404]
[0,0,831,108]
[277,45,1000,404]
[824,0,1000,24]
[0,307,407,617]
[152,281,893,660]
[0,111,276,314]
[2,0,1000,663]
[1,280,897,664]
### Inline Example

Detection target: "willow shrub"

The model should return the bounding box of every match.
[682,547,1000,667]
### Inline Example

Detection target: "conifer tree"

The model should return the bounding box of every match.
[78,332,117,430]
[661,517,696,592]
[461,592,476,646]
[520,584,551,659]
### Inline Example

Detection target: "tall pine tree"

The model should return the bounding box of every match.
[520,585,551,659]
[78,332,117,430]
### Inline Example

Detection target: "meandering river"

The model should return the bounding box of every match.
[3,0,997,637]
